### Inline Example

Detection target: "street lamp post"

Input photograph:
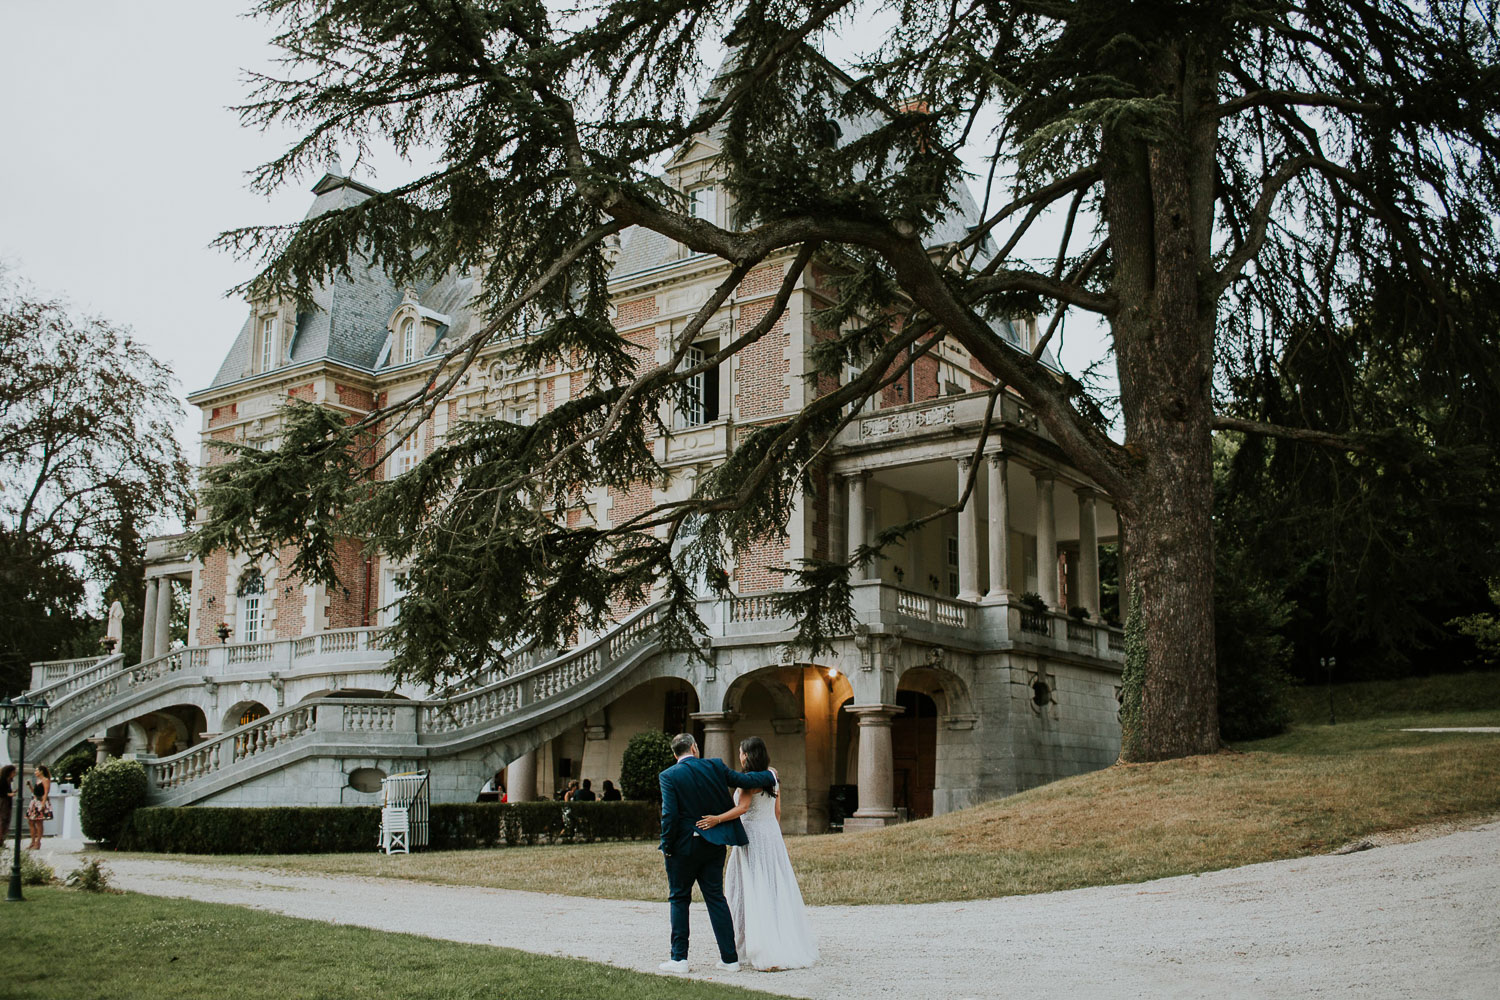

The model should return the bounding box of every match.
[1,694,50,902]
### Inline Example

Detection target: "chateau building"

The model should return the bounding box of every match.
[25,108,1126,833]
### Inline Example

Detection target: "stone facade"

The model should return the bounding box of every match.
[28,126,1129,835]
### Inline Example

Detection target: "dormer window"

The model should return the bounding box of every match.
[259,315,278,372]
[401,318,416,364]
[688,184,717,224]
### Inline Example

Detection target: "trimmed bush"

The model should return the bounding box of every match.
[79,758,148,844]
[120,801,660,854]
[121,806,380,854]
[52,743,97,785]
[620,729,675,801]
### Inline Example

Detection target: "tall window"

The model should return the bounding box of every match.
[688,185,717,223]
[236,567,266,643]
[389,425,420,477]
[380,567,408,626]
[259,316,277,372]
[675,341,719,427]
[401,318,416,364]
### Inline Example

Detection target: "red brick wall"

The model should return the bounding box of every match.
[336,383,375,411]
[616,295,659,326]
[734,303,789,419]
[288,383,315,402]
[196,549,227,646]
[325,539,375,630]
[208,403,237,427]
[734,532,786,592]
[274,544,306,638]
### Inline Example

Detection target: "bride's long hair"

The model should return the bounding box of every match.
[739,736,776,797]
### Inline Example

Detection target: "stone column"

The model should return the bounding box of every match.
[153,578,174,657]
[842,704,904,830]
[985,453,1011,601]
[1034,470,1058,608]
[692,711,739,764]
[844,472,868,580]
[139,579,159,663]
[955,458,981,601]
[1076,489,1100,616]
[88,736,117,765]
[506,750,539,802]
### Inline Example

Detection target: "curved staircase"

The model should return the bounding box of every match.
[22,602,669,806]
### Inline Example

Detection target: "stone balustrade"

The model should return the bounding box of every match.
[146,602,669,800]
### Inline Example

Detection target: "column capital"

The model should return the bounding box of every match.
[843,703,905,724]
[985,450,1009,468]
[1074,485,1103,501]
[1031,467,1057,483]
[689,711,739,729]
[839,469,870,483]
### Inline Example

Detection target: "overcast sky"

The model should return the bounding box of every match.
[1,2,1112,483]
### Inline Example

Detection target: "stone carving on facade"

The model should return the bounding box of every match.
[269,671,286,708]
[1025,665,1059,719]
[201,676,219,711]
[858,403,955,440]
[695,635,717,682]
[853,624,906,672]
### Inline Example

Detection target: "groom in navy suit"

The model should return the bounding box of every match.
[657,732,776,973]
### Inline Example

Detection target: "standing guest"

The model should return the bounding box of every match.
[574,778,597,802]
[26,764,52,850]
[0,765,15,843]
[601,779,622,802]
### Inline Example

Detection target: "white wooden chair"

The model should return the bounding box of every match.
[380,805,410,855]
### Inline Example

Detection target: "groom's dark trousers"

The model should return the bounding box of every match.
[659,754,776,962]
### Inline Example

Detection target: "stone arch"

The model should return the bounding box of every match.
[894,660,978,818]
[893,658,976,719]
[222,700,271,732]
[721,665,804,719]
[127,704,208,756]
[552,674,701,800]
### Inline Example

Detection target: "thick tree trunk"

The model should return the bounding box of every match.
[1104,40,1222,762]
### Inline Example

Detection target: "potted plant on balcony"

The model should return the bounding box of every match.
[1068,606,1091,620]
[215,622,232,644]
[1018,592,1047,615]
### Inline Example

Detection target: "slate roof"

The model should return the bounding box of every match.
[205,171,480,391]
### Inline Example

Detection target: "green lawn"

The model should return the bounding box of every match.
[4,888,791,1000]
[113,672,1500,907]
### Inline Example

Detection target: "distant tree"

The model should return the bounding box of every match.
[1216,296,1500,682]
[0,273,193,686]
[199,1,1500,762]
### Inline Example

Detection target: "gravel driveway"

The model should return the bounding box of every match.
[98,820,1499,1000]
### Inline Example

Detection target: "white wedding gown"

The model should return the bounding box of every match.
[724,775,819,970]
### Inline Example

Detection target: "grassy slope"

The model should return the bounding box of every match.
[116,673,1500,907]
[6,889,791,1000]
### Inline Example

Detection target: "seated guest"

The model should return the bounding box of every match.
[561,779,580,801]
[601,779,622,802]
[573,778,597,802]
[477,770,506,802]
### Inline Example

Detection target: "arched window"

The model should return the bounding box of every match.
[401,318,416,364]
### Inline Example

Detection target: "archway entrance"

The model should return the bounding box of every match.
[892,689,937,819]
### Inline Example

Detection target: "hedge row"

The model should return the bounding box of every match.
[120,800,660,854]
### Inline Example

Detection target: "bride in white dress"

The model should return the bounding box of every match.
[695,736,819,971]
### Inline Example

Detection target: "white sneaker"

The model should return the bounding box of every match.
[658,959,689,974]
[715,961,741,972]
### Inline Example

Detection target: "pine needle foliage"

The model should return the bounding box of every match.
[199,0,1500,759]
